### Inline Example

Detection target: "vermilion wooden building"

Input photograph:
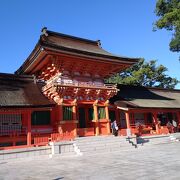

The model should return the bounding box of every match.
[0,28,180,149]
[110,85,180,136]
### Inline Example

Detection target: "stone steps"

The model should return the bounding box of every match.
[77,143,130,149]
[75,135,119,142]
[58,151,77,156]
[79,145,130,153]
[74,135,134,155]
[75,136,127,143]
[75,138,127,145]
[170,133,180,141]
[137,135,173,147]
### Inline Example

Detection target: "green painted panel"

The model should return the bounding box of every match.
[31,111,51,125]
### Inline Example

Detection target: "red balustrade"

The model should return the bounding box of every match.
[34,136,50,146]
[33,132,75,147]
[77,128,95,137]
[51,132,74,142]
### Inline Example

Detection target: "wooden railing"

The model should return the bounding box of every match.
[77,128,95,137]
[0,132,75,149]
[104,83,117,89]
[53,82,117,89]
[33,132,75,147]
[34,136,50,146]
[51,132,74,142]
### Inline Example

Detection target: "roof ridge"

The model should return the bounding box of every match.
[0,72,34,80]
[41,27,100,46]
[117,84,180,92]
[16,28,139,74]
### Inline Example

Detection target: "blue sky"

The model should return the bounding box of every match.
[0,0,179,88]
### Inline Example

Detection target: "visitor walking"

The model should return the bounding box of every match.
[111,120,119,136]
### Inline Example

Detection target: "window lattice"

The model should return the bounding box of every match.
[0,114,22,135]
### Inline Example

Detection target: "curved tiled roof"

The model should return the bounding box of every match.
[0,73,55,108]
[41,29,138,61]
[16,28,139,74]
[111,85,180,109]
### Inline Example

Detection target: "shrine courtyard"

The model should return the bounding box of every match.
[0,142,180,180]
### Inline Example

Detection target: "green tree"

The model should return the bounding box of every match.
[154,0,180,52]
[105,59,179,89]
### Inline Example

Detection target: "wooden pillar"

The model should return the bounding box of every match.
[105,101,110,135]
[177,112,180,127]
[115,108,120,124]
[58,98,63,134]
[144,113,148,125]
[51,107,56,132]
[125,112,131,128]
[59,101,63,122]
[177,111,180,121]
[72,100,77,137]
[27,110,32,146]
[85,107,89,128]
[72,105,77,120]
[125,111,131,136]
[93,101,99,136]
[153,112,159,134]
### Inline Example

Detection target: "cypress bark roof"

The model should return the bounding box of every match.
[111,85,180,109]
[16,28,139,74]
[0,73,55,108]
[40,29,139,61]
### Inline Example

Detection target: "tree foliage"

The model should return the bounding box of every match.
[154,0,180,52]
[105,59,179,89]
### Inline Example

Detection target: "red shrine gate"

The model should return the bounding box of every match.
[40,57,118,137]
[14,28,137,144]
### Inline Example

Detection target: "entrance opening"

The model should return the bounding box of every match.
[77,106,95,137]
[78,107,86,128]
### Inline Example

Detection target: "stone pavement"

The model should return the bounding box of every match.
[0,142,180,180]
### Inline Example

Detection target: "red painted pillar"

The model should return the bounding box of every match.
[72,103,77,137]
[93,103,99,136]
[105,103,111,135]
[125,111,131,136]
[153,112,160,134]
[177,112,180,129]
[115,109,120,124]
[27,110,32,146]
[72,105,77,120]
[57,99,63,134]
[85,107,89,127]
[144,113,148,125]
[51,107,56,132]
[59,105,63,122]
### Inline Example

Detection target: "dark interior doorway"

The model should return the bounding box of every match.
[78,107,86,128]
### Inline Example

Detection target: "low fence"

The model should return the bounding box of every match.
[77,128,95,137]
[34,136,50,146]
[33,132,74,146]
[0,132,75,150]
